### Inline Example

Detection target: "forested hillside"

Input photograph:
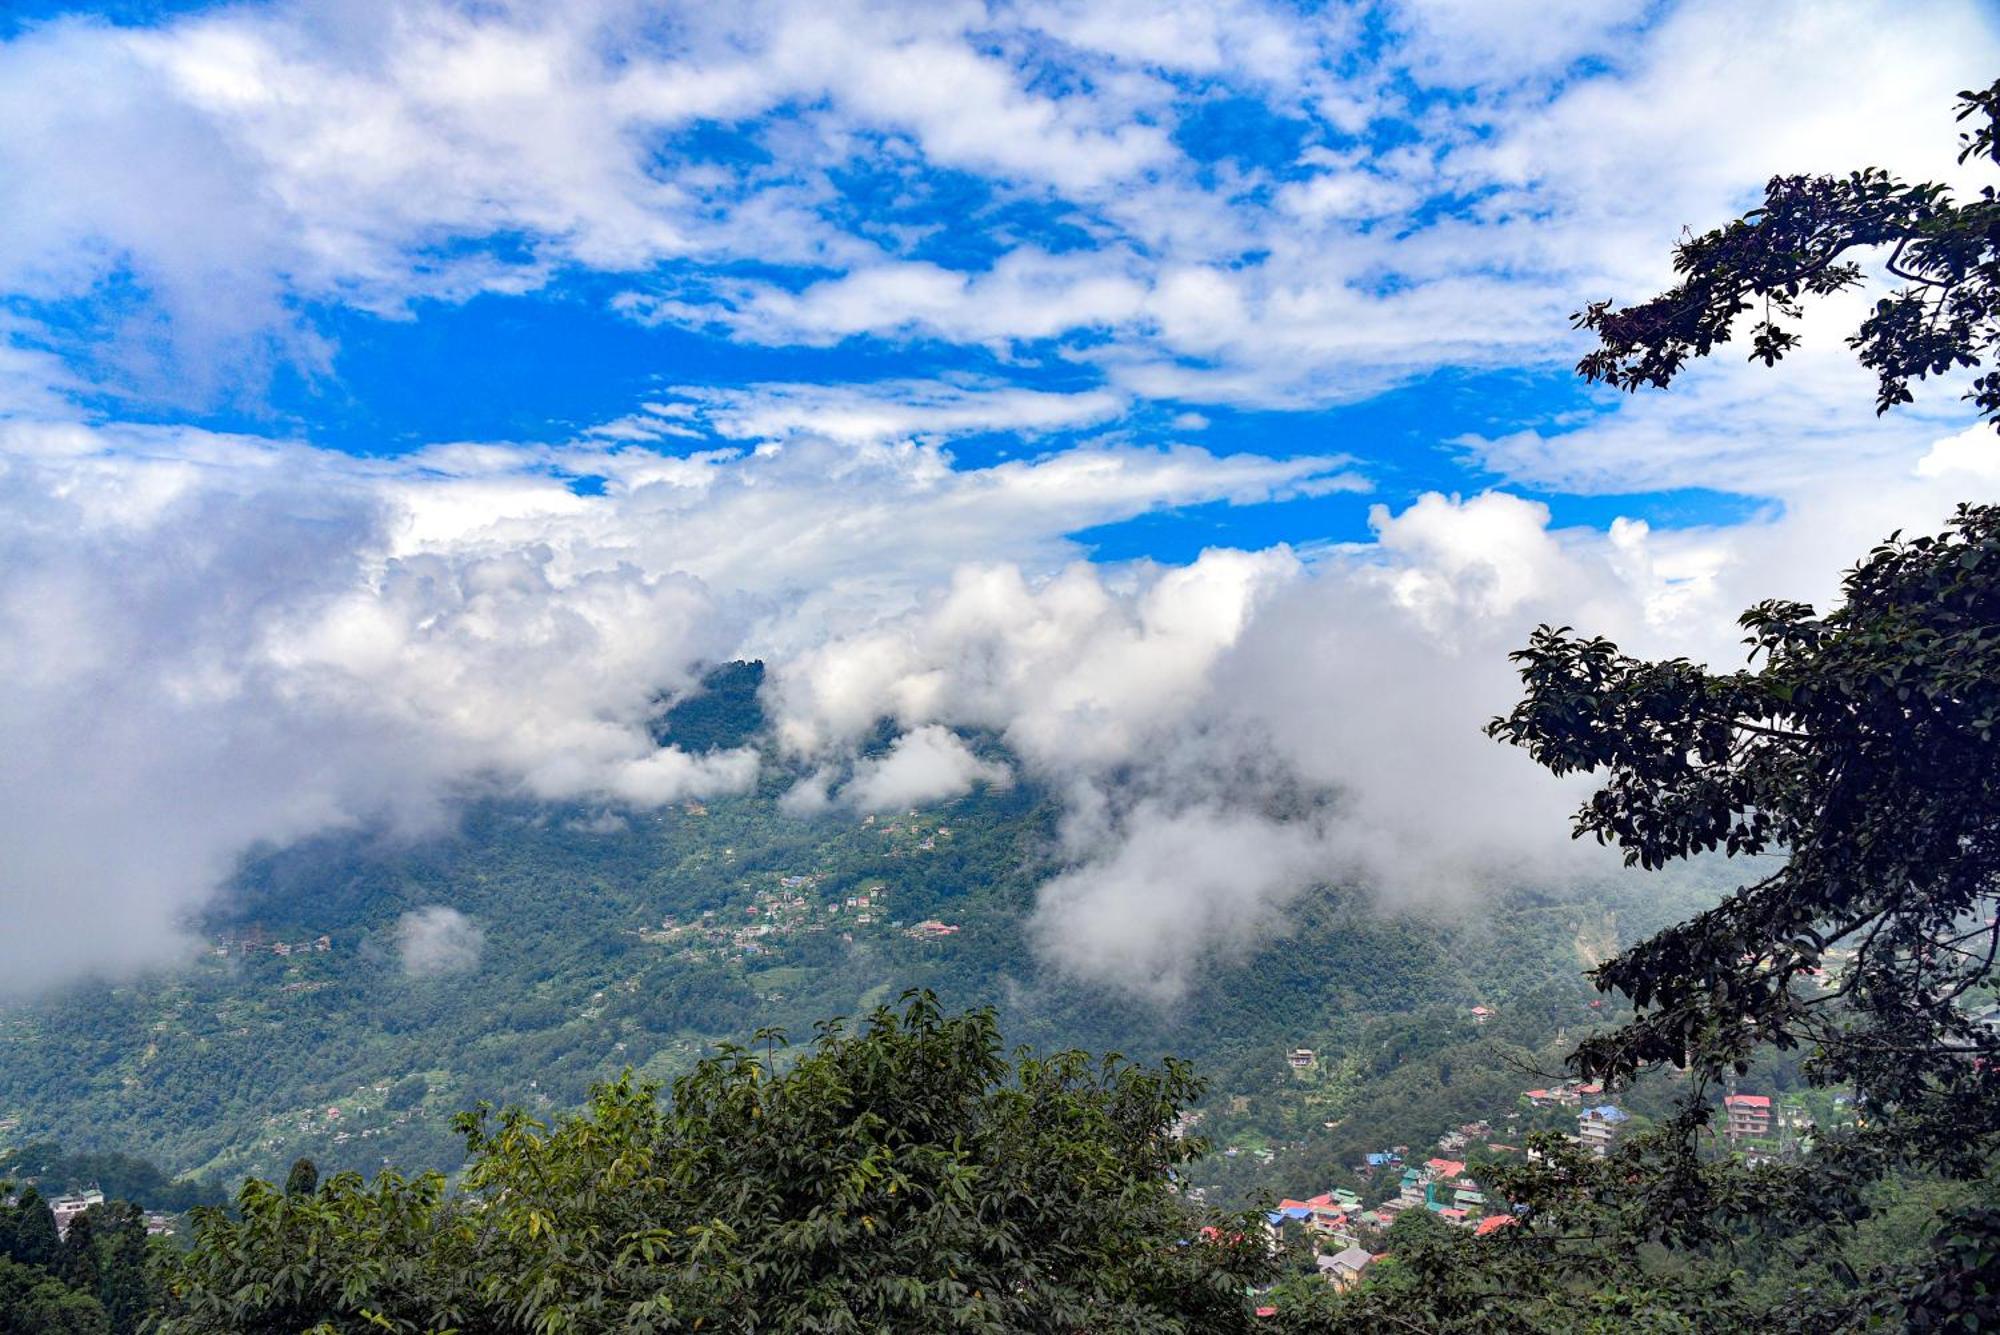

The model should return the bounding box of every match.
[0,667,1716,1199]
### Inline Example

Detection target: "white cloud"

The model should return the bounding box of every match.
[771,547,1303,767]
[840,726,1012,811]
[1031,803,1328,1001]
[5,0,1990,435]
[760,436,1999,1000]
[1917,424,2000,480]
[0,399,1988,999]
[396,906,485,976]
[0,410,1356,991]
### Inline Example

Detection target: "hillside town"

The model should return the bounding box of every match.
[1250,1071,1823,1293]
[635,866,962,960]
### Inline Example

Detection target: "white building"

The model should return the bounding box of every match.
[50,1189,105,1239]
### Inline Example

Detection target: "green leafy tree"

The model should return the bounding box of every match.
[1473,77,2000,1332]
[283,1157,319,1197]
[1382,1204,1450,1251]
[6,1189,58,1272]
[0,1256,108,1335]
[57,1207,96,1291]
[83,1202,153,1335]
[1575,78,2000,426]
[157,992,1272,1333]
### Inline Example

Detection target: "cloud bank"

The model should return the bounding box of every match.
[1,406,1994,996]
[0,416,1356,992]
[0,0,1996,1001]
[768,458,2000,999]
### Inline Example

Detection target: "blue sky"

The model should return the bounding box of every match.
[2,0,1999,991]
[6,0,1988,562]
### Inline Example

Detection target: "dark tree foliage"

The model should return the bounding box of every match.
[0,1256,107,1335]
[1489,507,2000,1139]
[283,1157,319,1197]
[58,1209,96,1289]
[82,1202,153,1335]
[1575,79,2000,427]
[156,992,1272,1334]
[1477,77,2000,1332]
[0,1193,150,1335]
[649,659,767,753]
[5,1189,58,1272]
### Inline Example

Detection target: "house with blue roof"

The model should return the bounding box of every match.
[1577,1104,1630,1157]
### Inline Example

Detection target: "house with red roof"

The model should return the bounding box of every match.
[1724,1094,1773,1141]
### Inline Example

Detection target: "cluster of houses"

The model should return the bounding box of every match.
[1263,1125,1529,1291]
[253,1078,422,1158]
[861,815,955,853]
[1257,1084,1811,1296]
[637,878,901,958]
[210,933,332,959]
[1258,1091,1654,1292]
[1250,1013,1837,1303]
[1521,1078,1606,1107]
[635,865,968,959]
[1519,1079,1634,1157]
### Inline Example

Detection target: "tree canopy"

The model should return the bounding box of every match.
[1575,78,2000,428]
[155,992,1271,1334]
[1476,76,2000,1330]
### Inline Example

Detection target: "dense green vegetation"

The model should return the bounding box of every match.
[154,994,1272,1333]
[0,759,1704,1198]
[0,1186,159,1334]
[650,660,769,753]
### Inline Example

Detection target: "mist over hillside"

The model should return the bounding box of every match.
[0,674,1724,1194]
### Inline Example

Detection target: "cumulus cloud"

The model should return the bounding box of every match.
[396,906,485,976]
[765,442,1999,999]
[840,726,1012,812]
[0,411,1357,991]
[764,493,1619,997]
[772,549,1303,766]
[1031,803,1329,1002]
